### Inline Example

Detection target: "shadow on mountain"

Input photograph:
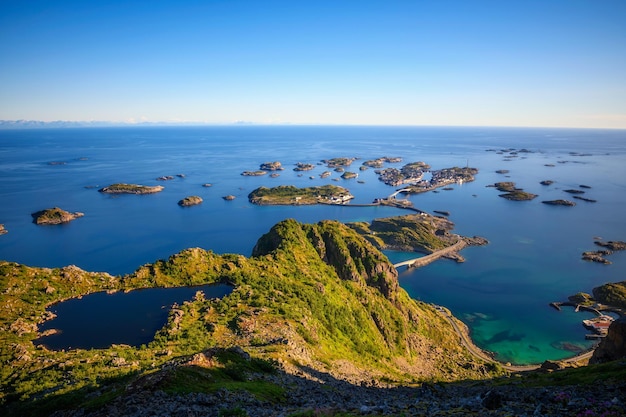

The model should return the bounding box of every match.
[5,350,625,417]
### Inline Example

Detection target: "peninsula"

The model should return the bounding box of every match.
[348,213,460,253]
[31,207,84,225]
[248,184,353,205]
[99,183,164,194]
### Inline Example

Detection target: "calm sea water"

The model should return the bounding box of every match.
[1,125,625,364]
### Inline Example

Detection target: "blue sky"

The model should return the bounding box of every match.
[1,0,625,128]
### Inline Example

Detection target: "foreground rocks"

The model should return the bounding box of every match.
[50,366,626,417]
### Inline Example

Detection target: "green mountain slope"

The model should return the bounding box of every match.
[1,218,502,414]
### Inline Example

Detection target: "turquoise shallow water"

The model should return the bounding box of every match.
[1,125,625,364]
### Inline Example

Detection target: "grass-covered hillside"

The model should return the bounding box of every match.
[593,281,626,309]
[1,218,502,415]
[347,214,456,253]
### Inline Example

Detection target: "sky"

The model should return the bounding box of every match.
[1,0,625,128]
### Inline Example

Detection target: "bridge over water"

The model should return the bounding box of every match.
[393,238,466,269]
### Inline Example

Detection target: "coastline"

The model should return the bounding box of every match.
[434,305,596,370]
[1,125,625,367]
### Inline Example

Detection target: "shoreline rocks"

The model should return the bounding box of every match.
[31,207,84,225]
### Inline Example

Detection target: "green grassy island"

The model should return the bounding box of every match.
[248,185,354,205]
[31,207,84,225]
[489,182,538,201]
[98,183,164,194]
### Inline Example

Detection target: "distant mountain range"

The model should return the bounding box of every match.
[0,120,241,129]
[0,120,121,129]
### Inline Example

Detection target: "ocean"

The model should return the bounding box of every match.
[1,125,625,364]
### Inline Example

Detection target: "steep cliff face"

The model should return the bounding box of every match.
[307,220,399,301]
[253,219,399,301]
[590,317,626,364]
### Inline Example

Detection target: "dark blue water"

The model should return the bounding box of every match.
[36,284,233,350]
[1,125,625,363]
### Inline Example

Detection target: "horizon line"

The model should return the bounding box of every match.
[1,119,625,131]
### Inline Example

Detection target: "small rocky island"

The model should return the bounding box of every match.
[99,183,164,194]
[362,156,402,168]
[542,199,576,206]
[241,170,266,176]
[31,207,84,225]
[178,196,203,207]
[260,161,283,171]
[0,224,7,235]
[322,157,357,167]
[340,171,358,180]
[583,240,626,264]
[488,182,537,201]
[573,196,597,203]
[293,162,315,171]
[248,185,353,205]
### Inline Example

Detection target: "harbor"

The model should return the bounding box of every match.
[549,301,622,340]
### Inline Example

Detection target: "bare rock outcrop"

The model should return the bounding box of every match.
[590,317,626,364]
